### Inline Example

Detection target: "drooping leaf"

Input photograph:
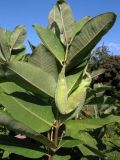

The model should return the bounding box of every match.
[65,115,120,133]
[33,25,65,64]
[49,0,74,45]
[8,61,56,97]
[29,44,58,80]
[0,135,45,158]
[10,25,26,50]
[0,81,55,133]
[0,28,11,61]
[0,111,56,149]
[66,12,116,71]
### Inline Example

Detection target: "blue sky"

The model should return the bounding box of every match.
[0,0,120,55]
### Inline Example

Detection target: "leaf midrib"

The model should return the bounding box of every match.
[59,5,67,45]
[8,64,55,98]
[13,97,53,127]
[1,88,53,127]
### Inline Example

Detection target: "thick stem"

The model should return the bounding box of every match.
[54,120,60,146]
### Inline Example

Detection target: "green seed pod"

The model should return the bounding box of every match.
[55,65,68,114]
[67,73,91,114]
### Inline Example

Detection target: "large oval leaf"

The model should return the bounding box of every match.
[66,12,116,71]
[33,25,65,64]
[48,0,74,45]
[0,28,11,61]
[29,44,58,80]
[8,61,56,97]
[10,25,26,50]
[0,82,55,133]
[65,115,120,132]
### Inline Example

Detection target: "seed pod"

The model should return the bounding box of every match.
[55,65,68,114]
[67,73,91,114]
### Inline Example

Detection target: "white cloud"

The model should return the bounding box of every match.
[107,42,120,51]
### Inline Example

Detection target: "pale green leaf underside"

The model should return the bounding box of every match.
[57,1,74,45]
[10,25,26,50]
[0,28,10,61]
[72,16,91,40]
[48,1,74,45]
[67,12,116,71]
[8,61,56,97]
[29,44,58,80]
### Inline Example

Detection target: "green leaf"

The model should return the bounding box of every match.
[78,144,104,157]
[10,25,26,50]
[72,16,91,40]
[0,81,55,133]
[59,138,81,148]
[55,66,68,114]
[64,131,99,157]
[67,131,97,149]
[66,69,83,94]
[33,25,65,64]
[49,1,74,45]
[65,115,120,132]
[48,5,61,37]
[29,44,58,80]
[28,40,36,51]
[0,28,11,61]
[0,135,45,158]
[8,61,56,97]
[53,155,70,160]
[0,110,56,149]
[10,46,26,61]
[106,151,120,160]
[0,49,6,62]
[66,12,116,71]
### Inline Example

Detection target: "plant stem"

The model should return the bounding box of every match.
[54,120,60,146]
[48,155,52,160]
[65,44,70,62]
